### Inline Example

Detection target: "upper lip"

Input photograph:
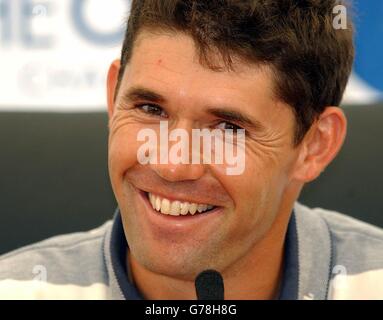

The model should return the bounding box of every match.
[140,188,221,206]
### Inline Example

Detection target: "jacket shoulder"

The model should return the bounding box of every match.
[296,203,383,299]
[296,202,383,246]
[0,220,112,287]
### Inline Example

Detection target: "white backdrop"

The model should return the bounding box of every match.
[0,0,381,112]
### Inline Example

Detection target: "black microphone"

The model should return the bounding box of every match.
[195,269,224,300]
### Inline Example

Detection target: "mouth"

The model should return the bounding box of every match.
[135,187,222,221]
[132,187,224,235]
[147,192,217,216]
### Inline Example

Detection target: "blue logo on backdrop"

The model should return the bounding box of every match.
[71,0,126,45]
[354,0,383,93]
[0,0,130,47]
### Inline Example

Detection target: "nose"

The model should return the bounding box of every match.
[151,162,206,182]
[150,121,207,182]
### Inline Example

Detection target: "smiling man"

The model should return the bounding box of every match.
[1,0,383,300]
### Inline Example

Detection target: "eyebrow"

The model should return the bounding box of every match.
[207,107,266,132]
[121,86,167,104]
[120,86,265,131]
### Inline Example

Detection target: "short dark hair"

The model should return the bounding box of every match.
[117,0,354,145]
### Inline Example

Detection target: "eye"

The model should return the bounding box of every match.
[216,121,243,132]
[136,103,168,118]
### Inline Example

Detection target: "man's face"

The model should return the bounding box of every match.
[108,31,301,280]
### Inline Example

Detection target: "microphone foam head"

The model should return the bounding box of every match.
[195,269,224,300]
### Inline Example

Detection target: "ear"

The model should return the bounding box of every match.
[106,59,121,120]
[292,107,347,183]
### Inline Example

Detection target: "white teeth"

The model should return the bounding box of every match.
[189,203,197,215]
[160,198,170,214]
[180,202,189,215]
[147,193,215,216]
[170,201,181,216]
[149,193,156,208]
[149,193,153,206]
[155,197,161,211]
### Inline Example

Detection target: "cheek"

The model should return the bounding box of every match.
[221,146,284,204]
[241,147,292,210]
[213,145,291,231]
[108,124,143,185]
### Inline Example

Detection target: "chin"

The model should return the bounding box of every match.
[129,234,227,281]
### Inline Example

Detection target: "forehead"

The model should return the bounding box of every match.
[123,31,277,106]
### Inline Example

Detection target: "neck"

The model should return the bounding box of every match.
[126,201,293,300]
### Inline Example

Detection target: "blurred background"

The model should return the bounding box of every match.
[0,0,382,255]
